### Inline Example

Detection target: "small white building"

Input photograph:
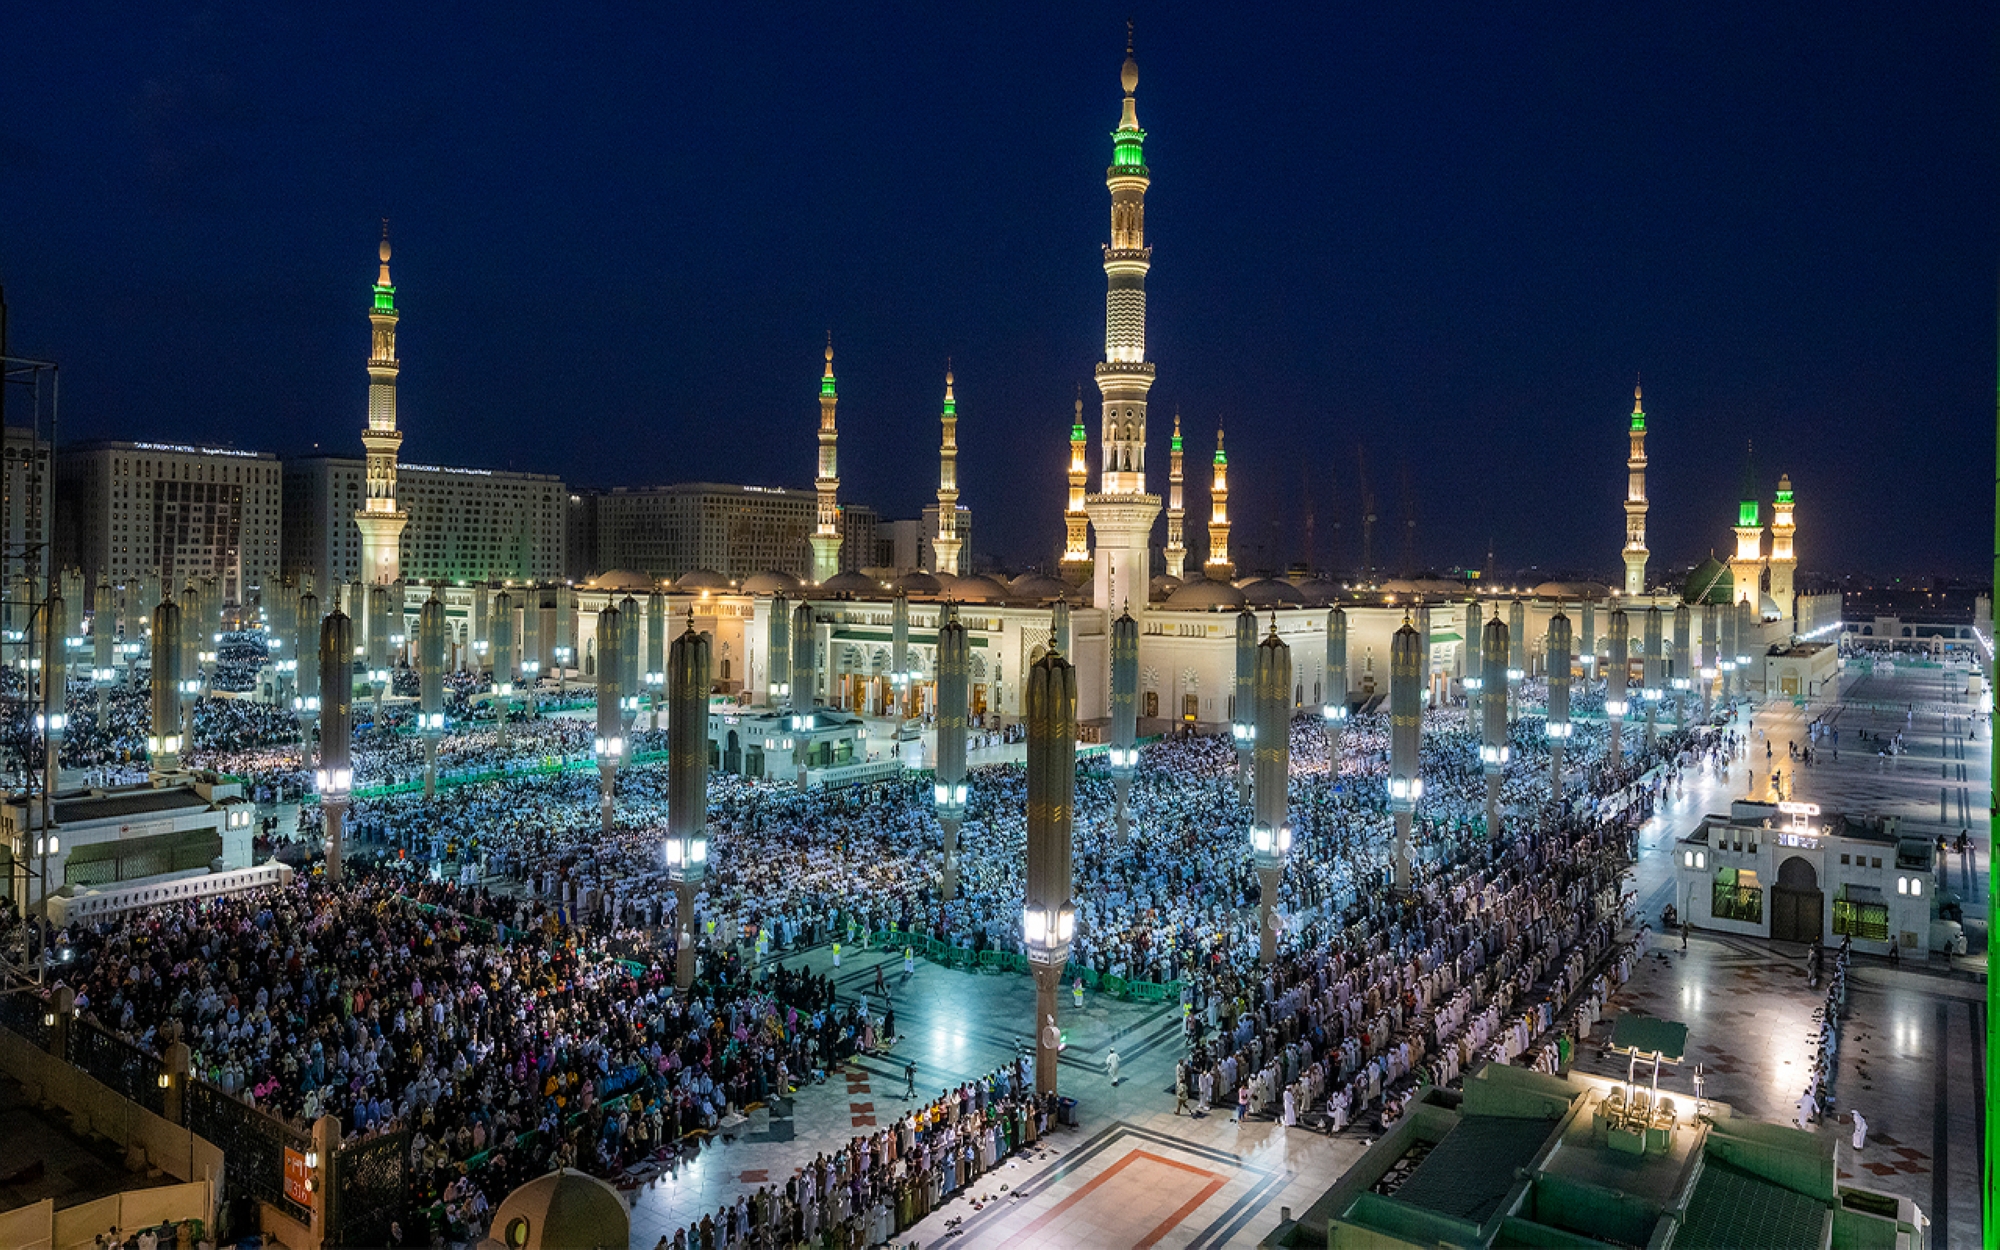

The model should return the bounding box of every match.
[1672,799,1935,957]
[2,772,255,910]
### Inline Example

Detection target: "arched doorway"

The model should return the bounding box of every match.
[1772,855,1823,944]
[725,729,742,775]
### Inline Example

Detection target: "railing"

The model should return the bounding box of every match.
[0,990,51,1049]
[68,1017,167,1115]
[185,1078,312,1227]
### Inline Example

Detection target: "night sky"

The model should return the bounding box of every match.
[3,4,1993,579]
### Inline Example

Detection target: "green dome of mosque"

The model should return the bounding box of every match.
[1682,557,1734,605]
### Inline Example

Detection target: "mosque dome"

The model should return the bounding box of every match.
[1008,573,1070,603]
[1759,593,1783,622]
[1415,578,1464,596]
[1241,578,1305,607]
[740,570,802,596]
[1534,580,1610,601]
[479,1169,628,1250]
[1164,579,1247,611]
[949,574,1007,603]
[582,569,658,593]
[672,569,731,592]
[818,570,879,596]
[890,571,943,596]
[1148,573,1183,601]
[1681,558,1733,606]
[1292,578,1341,605]
[1378,578,1421,595]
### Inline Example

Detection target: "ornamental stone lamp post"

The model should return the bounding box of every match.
[1232,608,1256,801]
[40,590,66,789]
[891,593,911,720]
[791,601,816,788]
[178,581,202,749]
[1672,603,1693,729]
[316,610,353,885]
[1700,601,1720,721]
[595,605,625,837]
[1388,614,1423,889]
[520,588,542,716]
[149,597,184,774]
[666,620,712,993]
[1642,604,1664,747]
[366,584,390,722]
[1108,608,1139,843]
[646,590,666,730]
[470,584,489,677]
[1735,598,1756,703]
[1606,609,1630,770]
[91,581,117,715]
[419,592,446,799]
[620,594,642,732]
[1250,621,1293,964]
[1547,609,1573,802]
[766,593,791,712]
[553,584,575,698]
[1507,598,1527,721]
[935,603,969,899]
[1023,641,1076,1097]
[492,589,516,749]
[1480,609,1510,838]
[1321,606,1349,780]
[294,592,321,736]
[1462,598,1484,726]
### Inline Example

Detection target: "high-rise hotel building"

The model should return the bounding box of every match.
[54,440,283,603]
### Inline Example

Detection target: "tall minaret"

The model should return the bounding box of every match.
[1082,30,1162,612]
[1163,411,1187,577]
[1729,442,1765,610]
[356,223,408,585]
[810,337,843,582]
[1061,391,1091,578]
[932,367,962,576]
[1768,473,1797,626]
[1204,424,1234,581]
[1622,383,1649,596]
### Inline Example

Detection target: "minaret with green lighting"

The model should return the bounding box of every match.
[1061,391,1091,578]
[1204,424,1233,581]
[356,223,408,585]
[1768,473,1796,626]
[1083,26,1162,613]
[810,337,843,583]
[1729,442,1766,610]
[932,367,962,576]
[1623,384,1649,596]
[1164,411,1187,577]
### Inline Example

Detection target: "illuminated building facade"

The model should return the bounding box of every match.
[56,440,282,604]
[284,457,563,591]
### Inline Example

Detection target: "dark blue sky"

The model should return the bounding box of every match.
[3,3,1993,579]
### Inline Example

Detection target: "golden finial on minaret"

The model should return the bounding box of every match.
[377,219,392,284]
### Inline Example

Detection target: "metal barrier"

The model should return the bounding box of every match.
[68,1017,167,1115]
[48,862,296,928]
[0,990,52,1049]
[185,1079,313,1227]
[331,1127,409,1248]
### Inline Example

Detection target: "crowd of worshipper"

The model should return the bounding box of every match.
[48,866,901,1245]
[671,1057,1057,1250]
[21,637,1745,1247]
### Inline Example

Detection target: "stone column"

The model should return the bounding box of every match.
[934,604,969,899]
[1023,642,1076,1096]
[1251,623,1292,964]
[1388,615,1423,888]
[318,610,354,884]
[1108,608,1139,843]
